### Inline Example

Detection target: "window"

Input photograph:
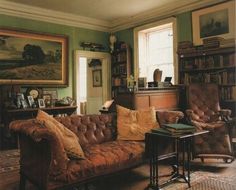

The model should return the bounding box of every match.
[134,18,177,85]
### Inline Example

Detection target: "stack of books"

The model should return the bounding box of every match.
[152,124,196,136]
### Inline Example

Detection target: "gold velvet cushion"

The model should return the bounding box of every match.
[36,110,85,159]
[117,105,160,140]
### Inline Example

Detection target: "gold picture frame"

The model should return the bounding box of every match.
[92,69,102,87]
[192,1,235,45]
[0,28,68,86]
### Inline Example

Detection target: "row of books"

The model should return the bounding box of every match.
[178,38,234,54]
[112,65,127,75]
[180,54,235,70]
[151,123,196,136]
[220,86,236,101]
[112,52,127,63]
[183,71,235,85]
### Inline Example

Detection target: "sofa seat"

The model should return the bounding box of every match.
[69,141,144,182]
[48,140,144,189]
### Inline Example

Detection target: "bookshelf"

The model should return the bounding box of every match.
[111,42,131,97]
[178,46,236,115]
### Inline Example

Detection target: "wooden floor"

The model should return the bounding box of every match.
[0,149,236,190]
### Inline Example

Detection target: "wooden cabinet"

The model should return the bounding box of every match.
[111,42,131,97]
[115,87,179,111]
[178,46,236,115]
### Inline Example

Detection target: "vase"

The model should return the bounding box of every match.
[153,69,162,82]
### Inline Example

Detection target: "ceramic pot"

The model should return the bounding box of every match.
[153,69,162,82]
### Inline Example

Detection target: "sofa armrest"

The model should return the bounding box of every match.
[10,119,69,185]
[156,110,184,125]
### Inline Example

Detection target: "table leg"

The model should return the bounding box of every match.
[187,137,191,187]
[182,139,185,177]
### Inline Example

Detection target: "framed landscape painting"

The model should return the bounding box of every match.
[0,28,68,86]
[192,1,235,45]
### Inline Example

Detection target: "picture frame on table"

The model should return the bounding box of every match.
[38,99,45,108]
[21,99,29,108]
[192,1,235,45]
[42,94,52,107]
[16,93,24,108]
[43,89,58,106]
[27,95,35,108]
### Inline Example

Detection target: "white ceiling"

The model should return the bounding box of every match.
[0,0,227,32]
[6,0,182,21]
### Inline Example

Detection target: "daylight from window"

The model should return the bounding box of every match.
[79,57,87,102]
[138,23,174,83]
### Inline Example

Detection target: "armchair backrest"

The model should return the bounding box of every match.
[187,83,221,122]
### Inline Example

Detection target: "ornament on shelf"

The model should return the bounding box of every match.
[109,33,117,53]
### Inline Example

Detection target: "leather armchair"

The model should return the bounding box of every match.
[185,83,234,162]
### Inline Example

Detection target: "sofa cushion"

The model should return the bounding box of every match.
[51,140,145,183]
[36,110,85,159]
[117,105,159,140]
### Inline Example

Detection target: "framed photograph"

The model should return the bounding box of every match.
[92,69,102,87]
[27,95,35,108]
[42,94,52,107]
[43,89,58,100]
[38,99,45,108]
[21,99,29,108]
[138,77,147,88]
[16,93,24,108]
[192,1,235,45]
[0,28,68,86]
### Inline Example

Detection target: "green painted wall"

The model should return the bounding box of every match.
[115,28,134,50]
[0,14,109,98]
[176,12,192,42]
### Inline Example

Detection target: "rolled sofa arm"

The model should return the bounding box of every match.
[156,110,184,125]
[9,119,69,186]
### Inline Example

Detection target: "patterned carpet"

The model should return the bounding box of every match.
[0,149,236,190]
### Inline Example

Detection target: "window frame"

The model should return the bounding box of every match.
[133,17,178,84]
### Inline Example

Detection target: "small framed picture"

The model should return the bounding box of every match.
[92,69,102,87]
[42,94,52,107]
[21,99,29,108]
[27,96,35,108]
[43,89,58,100]
[38,99,45,108]
[16,93,24,108]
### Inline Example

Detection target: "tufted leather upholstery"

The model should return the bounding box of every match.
[10,112,184,189]
[56,114,114,148]
[186,83,233,161]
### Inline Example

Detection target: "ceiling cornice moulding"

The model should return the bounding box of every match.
[111,0,227,32]
[0,1,111,32]
[0,0,228,33]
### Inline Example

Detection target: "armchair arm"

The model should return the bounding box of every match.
[219,109,231,116]
[156,110,184,125]
[218,109,232,121]
[186,109,206,123]
[10,119,69,183]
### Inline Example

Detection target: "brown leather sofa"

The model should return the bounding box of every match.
[186,83,234,162]
[10,111,183,190]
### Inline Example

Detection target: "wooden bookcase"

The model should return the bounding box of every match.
[178,46,236,115]
[111,42,131,98]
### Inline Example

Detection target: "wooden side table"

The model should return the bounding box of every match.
[145,130,209,190]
